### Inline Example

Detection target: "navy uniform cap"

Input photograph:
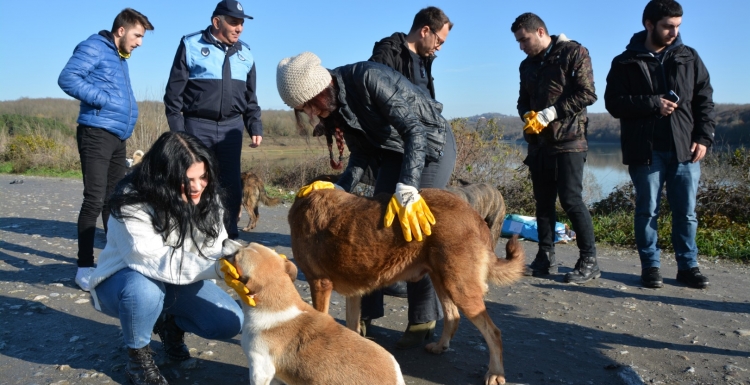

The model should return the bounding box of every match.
[212,0,253,19]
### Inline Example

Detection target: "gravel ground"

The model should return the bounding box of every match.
[1,174,748,385]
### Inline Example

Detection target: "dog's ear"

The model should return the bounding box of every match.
[283,260,298,283]
[222,239,243,257]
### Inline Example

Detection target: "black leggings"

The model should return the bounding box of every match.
[361,128,456,323]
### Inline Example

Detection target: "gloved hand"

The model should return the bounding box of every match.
[296,181,343,198]
[219,258,256,307]
[523,106,557,134]
[384,183,436,242]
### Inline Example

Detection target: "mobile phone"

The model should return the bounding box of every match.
[665,90,680,103]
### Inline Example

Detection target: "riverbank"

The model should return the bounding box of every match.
[1,174,749,385]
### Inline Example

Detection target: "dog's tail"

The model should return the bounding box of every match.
[487,235,526,286]
[259,184,281,206]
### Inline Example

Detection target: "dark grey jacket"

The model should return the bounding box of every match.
[369,32,436,99]
[605,31,715,165]
[329,62,449,192]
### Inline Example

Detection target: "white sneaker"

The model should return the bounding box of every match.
[75,267,94,292]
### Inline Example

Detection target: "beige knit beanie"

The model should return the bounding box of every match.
[276,52,332,108]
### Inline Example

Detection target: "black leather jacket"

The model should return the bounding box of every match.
[329,62,449,192]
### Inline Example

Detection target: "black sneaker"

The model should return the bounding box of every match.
[641,267,663,288]
[676,267,709,289]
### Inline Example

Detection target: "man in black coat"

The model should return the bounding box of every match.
[604,0,715,289]
[364,6,454,347]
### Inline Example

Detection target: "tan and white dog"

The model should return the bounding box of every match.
[221,240,405,385]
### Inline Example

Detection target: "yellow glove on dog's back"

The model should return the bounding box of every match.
[219,259,256,307]
[296,181,335,198]
[384,183,435,242]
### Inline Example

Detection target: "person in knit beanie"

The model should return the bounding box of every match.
[277,52,457,347]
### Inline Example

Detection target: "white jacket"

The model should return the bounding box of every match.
[89,203,227,310]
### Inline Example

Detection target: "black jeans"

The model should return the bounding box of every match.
[76,125,127,267]
[361,128,456,324]
[527,150,596,259]
[183,117,244,239]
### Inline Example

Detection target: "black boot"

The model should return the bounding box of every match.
[564,256,601,284]
[153,314,190,361]
[523,251,557,276]
[127,346,168,385]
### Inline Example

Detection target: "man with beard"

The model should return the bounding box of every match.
[511,13,600,284]
[358,6,455,348]
[605,0,715,289]
[164,0,263,240]
[58,8,154,292]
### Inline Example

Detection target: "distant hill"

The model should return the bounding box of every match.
[1,98,748,146]
[465,104,750,146]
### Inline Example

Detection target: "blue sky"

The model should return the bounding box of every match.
[0,0,748,119]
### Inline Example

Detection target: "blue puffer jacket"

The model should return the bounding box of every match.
[58,31,138,140]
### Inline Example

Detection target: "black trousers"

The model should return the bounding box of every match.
[183,117,244,239]
[76,125,127,267]
[361,128,457,324]
[527,150,596,259]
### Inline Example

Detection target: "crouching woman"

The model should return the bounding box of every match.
[88,131,243,385]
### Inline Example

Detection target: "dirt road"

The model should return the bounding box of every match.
[1,174,748,385]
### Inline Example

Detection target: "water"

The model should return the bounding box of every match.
[585,144,630,197]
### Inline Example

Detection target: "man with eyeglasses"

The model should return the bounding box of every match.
[362,6,456,350]
[164,0,263,240]
[511,13,600,284]
[370,6,452,99]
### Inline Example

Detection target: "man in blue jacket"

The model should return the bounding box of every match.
[164,0,264,240]
[58,8,154,293]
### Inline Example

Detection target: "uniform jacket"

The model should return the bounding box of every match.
[517,34,597,156]
[164,27,263,137]
[604,31,715,165]
[369,32,436,99]
[330,62,449,192]
[58,31,138,140]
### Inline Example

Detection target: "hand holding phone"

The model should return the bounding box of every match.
[665,90,680,103]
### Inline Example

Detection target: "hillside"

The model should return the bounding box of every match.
[1,98,748,146]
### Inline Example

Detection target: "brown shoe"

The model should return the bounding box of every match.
[395,321,436,349]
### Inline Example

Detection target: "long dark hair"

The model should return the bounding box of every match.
[109,132,224,256]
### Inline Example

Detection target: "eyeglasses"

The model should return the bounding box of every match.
[430,29,445,48]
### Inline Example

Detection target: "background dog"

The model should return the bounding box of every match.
[128,150,144,168]
[446,181,506,247]
[240,171,280,231]
[289,189,526,385]
[221,240,405,385]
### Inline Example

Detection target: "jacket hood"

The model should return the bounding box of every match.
[374,32,408,50]
[626,30,683,54]
[95,30,117,51]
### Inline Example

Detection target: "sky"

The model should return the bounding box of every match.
[1,0,748,119]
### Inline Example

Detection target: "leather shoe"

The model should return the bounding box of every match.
[396,320,436,349]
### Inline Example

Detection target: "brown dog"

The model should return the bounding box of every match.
[289,188,526,385]
[240,171,280,231]
[446,181,506,247]
[221,240,405,385]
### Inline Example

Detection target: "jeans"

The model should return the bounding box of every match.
[527,151,596,259]
[628,150,700,270]
[76,125,127,267]
[94,268,243,349]
[183,117,244,239]
[361,128,456,323]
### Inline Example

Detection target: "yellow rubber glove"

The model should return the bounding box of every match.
[384,183,436,242]
[219,258,256,307]
[522,106,557,135]
[296,181,335,198]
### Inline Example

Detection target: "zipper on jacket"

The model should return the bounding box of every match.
[121,57,132,135]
